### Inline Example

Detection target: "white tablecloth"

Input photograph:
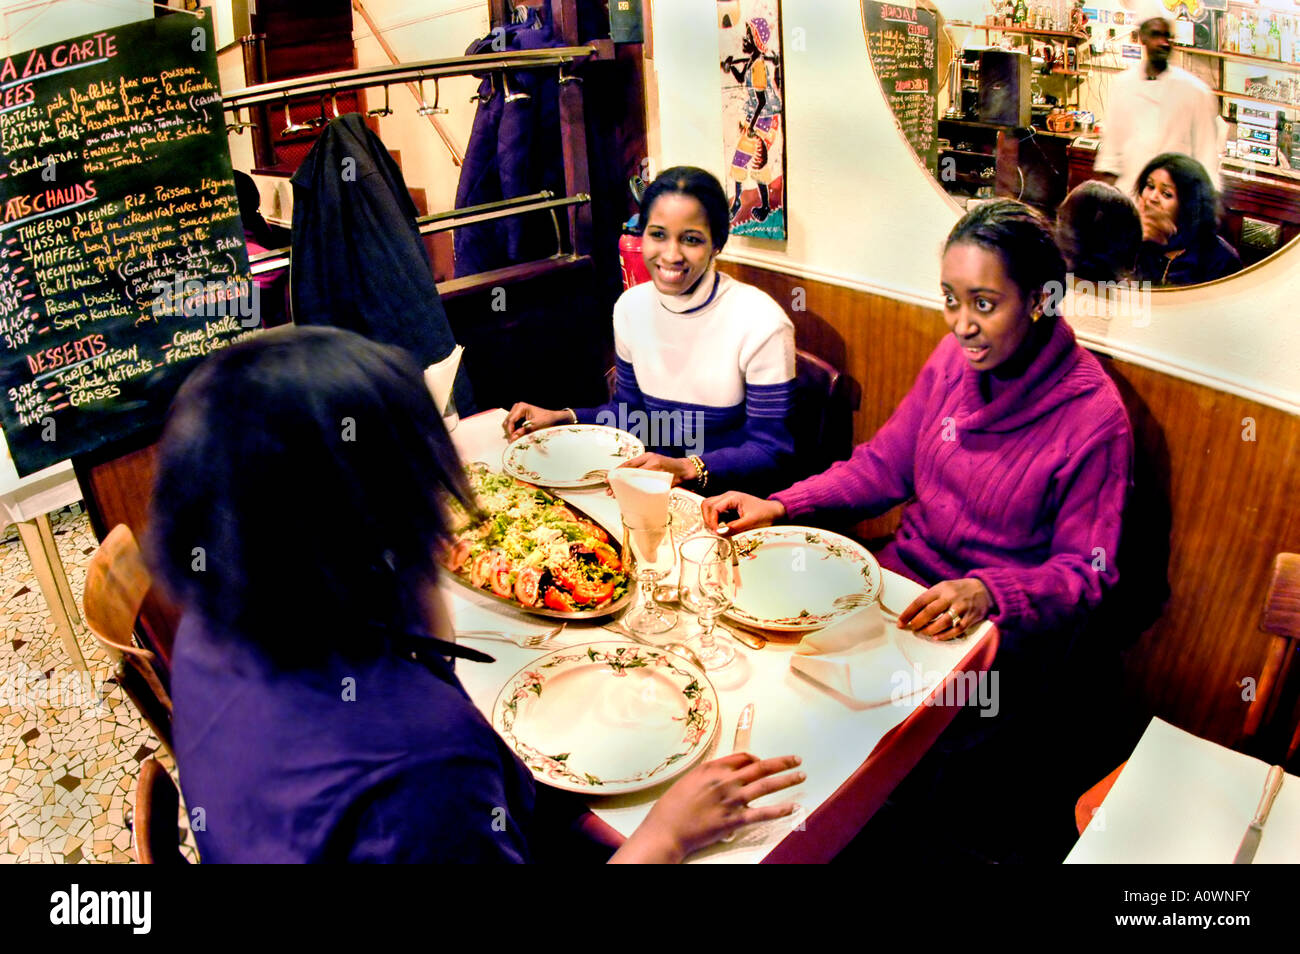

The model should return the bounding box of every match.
[448,409,992,863]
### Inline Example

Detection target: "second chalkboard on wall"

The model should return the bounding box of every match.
[0,9,255,477]
[861,1,939,178]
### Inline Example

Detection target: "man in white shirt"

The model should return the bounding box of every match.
[1094,16,1222,197]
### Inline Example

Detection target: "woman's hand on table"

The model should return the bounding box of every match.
[610,753,804,864]
[700,492,785,534]
[503,403,572,441]
[618,453,697,487]
[896,577,992,640]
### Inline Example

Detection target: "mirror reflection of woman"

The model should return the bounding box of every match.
[1134,152,1241,287]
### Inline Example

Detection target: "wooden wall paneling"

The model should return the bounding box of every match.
[719,261,1300,747]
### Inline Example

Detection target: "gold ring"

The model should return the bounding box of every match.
[947,608,961,628]
[522,419,534,430]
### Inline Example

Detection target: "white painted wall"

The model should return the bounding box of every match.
[651,0,1300,414]
[350,0,489,214]
[0,0,151,55]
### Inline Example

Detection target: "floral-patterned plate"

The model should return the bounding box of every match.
[669,487,707,539]
[724,526,883,632]
[502,425,645,489]
[492,641,719,795]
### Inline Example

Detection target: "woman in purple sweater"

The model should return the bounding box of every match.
[704,200,1133,652]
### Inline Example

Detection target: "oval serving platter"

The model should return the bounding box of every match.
[443,467,633,621]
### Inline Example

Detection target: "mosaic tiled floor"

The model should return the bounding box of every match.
[0,505,196,863]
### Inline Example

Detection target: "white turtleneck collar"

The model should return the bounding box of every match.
[655,266,722,315]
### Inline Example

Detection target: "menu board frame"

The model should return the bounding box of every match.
[861,1,940,179]
[0,9,255,477]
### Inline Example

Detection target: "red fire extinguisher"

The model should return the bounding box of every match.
[618,228,652,291]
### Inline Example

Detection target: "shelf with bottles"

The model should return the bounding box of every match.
[1213,87,1300,110]
[1215,4,1300,65]
[979,22,1087,45]
[1175,43,1300,73]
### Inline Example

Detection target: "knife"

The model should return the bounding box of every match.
[732,703,755,754]
[1233,764,1285,864]
[721,703,756,843]
[719,620,767,650]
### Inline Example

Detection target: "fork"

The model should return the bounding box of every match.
[833,593,899,618]
[580,468,609,482]
[455,622,566,648]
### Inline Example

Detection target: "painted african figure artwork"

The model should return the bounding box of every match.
[718,0,787,240]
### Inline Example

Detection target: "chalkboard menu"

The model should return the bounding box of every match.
[0,10,253,477]
[862,1,939,177]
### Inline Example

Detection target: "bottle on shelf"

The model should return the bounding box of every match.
[1014,0,1027,26]
[1269,15,1282,61]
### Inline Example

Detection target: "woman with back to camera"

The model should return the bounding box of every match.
[1133,152,1241,286]
[503,166,796,496]
[701,201,1134,858]
[148,325,803,863]
[1056,180,1143,284]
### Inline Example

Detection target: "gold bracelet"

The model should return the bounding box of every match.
[563,407,578,424]
[687,455,708,490]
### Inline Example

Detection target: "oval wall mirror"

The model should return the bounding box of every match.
[861,0,1300,290]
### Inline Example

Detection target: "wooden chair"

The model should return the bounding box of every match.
[83,524,173,755]
[1075,552,1300,833]
[132,758,189,865]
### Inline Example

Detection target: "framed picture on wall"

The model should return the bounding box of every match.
[718,0,787,240]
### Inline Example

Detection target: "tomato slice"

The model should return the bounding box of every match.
[552,560,581,593]
[490,555,515,597]
[551,504,578,522]
[576,520,609,544]
[591,542,622,571]
[544,587,576,612]
[573,577,615,606]
[471,550,498,589]
[444,539,471,572]
[514,567,543,606]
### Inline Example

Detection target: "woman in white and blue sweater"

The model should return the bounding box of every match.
[505,167,796,495]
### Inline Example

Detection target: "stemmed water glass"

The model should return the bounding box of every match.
[620,513,678,635]
[678,535,739,670]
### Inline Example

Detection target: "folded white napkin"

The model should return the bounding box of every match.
[608,467,672,526]
[423,344,464,416]
[790,604,935,705]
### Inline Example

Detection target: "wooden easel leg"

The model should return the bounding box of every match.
[15,519,88,671]
[35,512,81,627]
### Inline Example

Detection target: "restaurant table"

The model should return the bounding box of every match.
[1,432,86,670]
[447,409,999,863]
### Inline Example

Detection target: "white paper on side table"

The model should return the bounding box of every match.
[1066,717,1300,864]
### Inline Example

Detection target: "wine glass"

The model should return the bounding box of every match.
[620,513,678,635]
[678,535,739,670]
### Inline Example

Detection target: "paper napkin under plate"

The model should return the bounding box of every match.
[790,603,937,706]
